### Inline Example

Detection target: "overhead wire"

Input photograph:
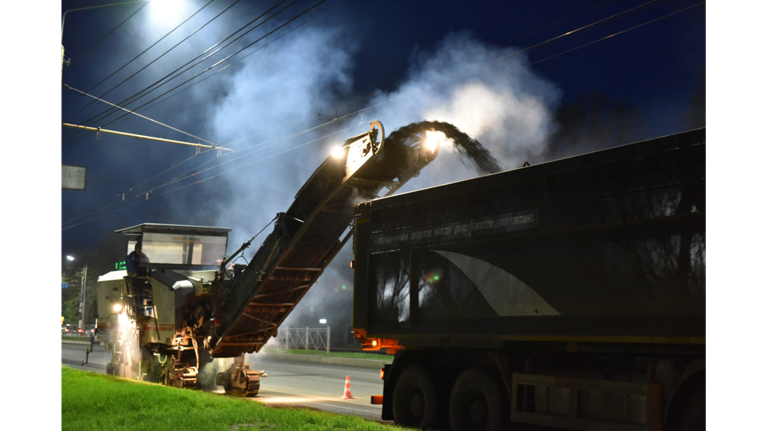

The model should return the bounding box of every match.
[91,2,341,211]
[106,0,599,155]
[65,2,149,71]
[61,0,337,229]
[61,0,235,143]
[496,0,660,62]
[177,0,658,155]
[94,0,328,133]
[325,0,662,114]
[124,0,343,124]
[499,0,620,46]
[525,1,704,69]
[62,0,701,231]
[63,84,218,146]
[107,0,344,189]
[63,0,218,115]
[63,0,294,141]
[64,0,342,155]
[90,0,344,181]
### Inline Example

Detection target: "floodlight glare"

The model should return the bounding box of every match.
[331,147,346,159]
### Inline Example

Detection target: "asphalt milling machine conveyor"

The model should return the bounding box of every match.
[95,121,439,396]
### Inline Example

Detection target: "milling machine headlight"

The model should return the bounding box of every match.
[422,130,445,161]
[331,146,346,159]
[112,303,123,313]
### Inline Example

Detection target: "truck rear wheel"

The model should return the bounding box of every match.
[392,365,437,429]
[449,368,503,431]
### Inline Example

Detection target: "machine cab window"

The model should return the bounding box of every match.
[117,223,231,270]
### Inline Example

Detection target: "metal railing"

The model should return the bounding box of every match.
[274,327,331,353]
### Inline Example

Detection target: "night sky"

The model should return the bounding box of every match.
[54,0,713,342]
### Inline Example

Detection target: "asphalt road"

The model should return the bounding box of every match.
[62,341,386,422]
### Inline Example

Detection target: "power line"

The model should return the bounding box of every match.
[65,2,149,71]
[331,0,662,113]
[63,0,293,141]
[123,0,342,125]
[74,0,329,146]
[526,1,704,68]
[63,84,219,146]
[65,0,340,223]
[497,0,660,62]
[209,0,641,151]
[65,0,240,129]
[500,0,620,46]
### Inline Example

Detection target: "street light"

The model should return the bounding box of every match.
[61,1,151,73]
[66,255,75,261]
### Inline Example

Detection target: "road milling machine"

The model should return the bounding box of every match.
[95,121,439,396]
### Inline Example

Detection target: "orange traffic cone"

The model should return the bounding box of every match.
[340,375,355,399]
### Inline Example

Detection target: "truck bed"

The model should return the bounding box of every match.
[353,129,705,348]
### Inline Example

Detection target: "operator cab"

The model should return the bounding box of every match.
[115,223,231,317]
[116,223,231,271]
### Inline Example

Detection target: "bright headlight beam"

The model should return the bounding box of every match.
[331,147,346,159]
[424,131,441,152]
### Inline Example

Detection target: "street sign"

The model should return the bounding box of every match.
[62,165,86,190]
[62,282,69,289]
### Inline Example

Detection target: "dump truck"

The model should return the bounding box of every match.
[352,129,705,431]
[95,121,440,395]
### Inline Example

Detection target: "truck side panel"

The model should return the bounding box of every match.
[354,129,705,345]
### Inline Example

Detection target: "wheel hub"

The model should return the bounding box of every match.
[409,391,425,417]
[469,397,487,425]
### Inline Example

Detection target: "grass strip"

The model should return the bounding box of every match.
[62,366,401,431]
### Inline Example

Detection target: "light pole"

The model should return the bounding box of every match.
[61,1,150,74]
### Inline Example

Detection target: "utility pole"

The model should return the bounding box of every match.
[78,264,89,330]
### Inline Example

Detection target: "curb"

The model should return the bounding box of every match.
[261,353,391,370]
[62,339,92,345]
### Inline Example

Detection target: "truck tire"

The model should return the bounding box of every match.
[392,365,437,429]
[449,368,503,431]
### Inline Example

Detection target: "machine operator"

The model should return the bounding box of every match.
[126,242,150,277]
